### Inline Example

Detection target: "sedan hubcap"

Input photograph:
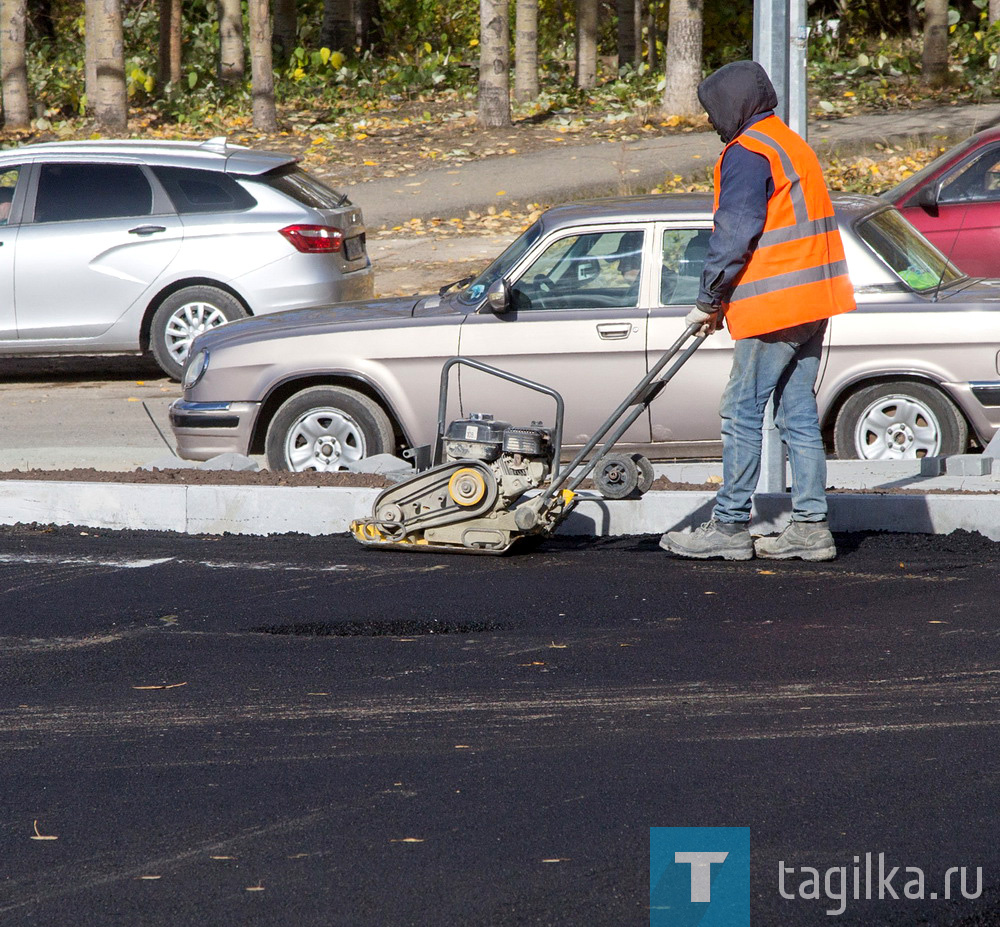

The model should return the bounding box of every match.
[854,395,941,459]
[285,408,366,472]
[165,302,229,364]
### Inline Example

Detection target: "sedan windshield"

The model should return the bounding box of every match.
[457,220,544,305]
[856,208,966,292]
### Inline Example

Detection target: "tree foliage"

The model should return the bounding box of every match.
[3,0,1000,134]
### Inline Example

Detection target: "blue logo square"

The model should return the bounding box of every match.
[650,827,750,927]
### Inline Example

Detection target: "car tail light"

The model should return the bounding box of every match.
[280,224,343,253]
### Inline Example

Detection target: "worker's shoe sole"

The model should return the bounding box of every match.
[754,521,837,562]
[659,519,754,561]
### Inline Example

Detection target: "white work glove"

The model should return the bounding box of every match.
[685,301,721,337]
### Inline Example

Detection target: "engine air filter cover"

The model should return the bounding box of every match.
[503,426,550,456]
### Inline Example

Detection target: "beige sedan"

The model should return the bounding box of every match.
[170,193,1000,471]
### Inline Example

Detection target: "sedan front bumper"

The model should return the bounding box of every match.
[169,399,260,461]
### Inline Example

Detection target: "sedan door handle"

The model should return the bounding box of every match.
[597,322,635,340]
[128,225,167,236]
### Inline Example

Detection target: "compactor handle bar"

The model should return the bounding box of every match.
[434,356,566,468]
[540,322,703,503]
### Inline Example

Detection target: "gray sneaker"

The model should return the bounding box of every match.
[754,520,836,561]
[659,519,754,560]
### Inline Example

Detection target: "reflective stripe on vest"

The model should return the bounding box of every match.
[714,116,856,339]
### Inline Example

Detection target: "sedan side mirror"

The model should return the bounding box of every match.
[912,180,943,209]
[486,278,512,314]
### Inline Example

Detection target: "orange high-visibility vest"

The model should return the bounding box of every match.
[714,115,856,339]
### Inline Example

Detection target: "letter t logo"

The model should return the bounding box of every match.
[674,851,729,902]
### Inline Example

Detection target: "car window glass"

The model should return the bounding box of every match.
[660,228,710,305]
[34,163,152,222]
[939,147,1000,203]
[857,208,965,291]
[151,165,256,213]
[256,165,349,209]
[459,220,544,305]
[0,167,20,225]
[511,229,645,310]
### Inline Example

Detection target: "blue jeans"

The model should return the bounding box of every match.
[713,319,828,524]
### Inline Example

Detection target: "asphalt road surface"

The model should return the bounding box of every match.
[1,526,998,926]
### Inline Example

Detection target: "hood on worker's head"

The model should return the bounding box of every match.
[697,60,778,143]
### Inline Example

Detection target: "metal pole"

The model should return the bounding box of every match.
[753,0,798,494]
[788,0,808,139]
[753,0,789,123]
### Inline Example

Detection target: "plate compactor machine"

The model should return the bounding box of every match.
[351,323,702,554]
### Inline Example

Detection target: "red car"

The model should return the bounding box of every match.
[882,126,1000,278]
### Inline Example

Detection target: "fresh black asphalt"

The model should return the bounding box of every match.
[0,526,998,926]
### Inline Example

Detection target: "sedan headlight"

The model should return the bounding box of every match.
[183,350,209,389]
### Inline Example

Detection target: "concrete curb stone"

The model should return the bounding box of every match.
[2,480,998,543]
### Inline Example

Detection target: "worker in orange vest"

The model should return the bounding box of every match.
[660,60,856,562]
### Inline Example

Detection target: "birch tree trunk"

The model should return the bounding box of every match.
[321,0,354,52]
[514,0,538,102]
[0,0,31,129]
[157,0,182,88]
[273,0,299,64]
[219,0,245,83]
[575,0,597,89]
[248,0,277,130]
[921,0,949,86]
[86,0,127,130]
[478,0,511,127]
[661,0,703,116]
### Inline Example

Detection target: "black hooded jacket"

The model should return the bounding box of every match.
[697,60,779,144]
[696,61,780,309]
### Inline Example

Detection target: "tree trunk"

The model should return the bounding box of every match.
[990,0,1000,26]
[248,0,277,130]
[922,0,949,87]
[86,0,127,130]
[514,0,538,102]
[84,2,95,108]
[321,0,354,52]
[478,0,511,127]
[646,1,657,68]
[355,0,381,52]
[661,0,702,116]
[1,0,31,129]
[219,0,245,82]
[273,0,298,64]
[157,0,182,88]
[575,0,597,88]
[616,0,639,69]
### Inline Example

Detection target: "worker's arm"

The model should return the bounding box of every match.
[697,144,773,309]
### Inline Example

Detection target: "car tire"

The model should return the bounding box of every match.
[151,286,248,380]
[265,386,395,472]
[833,380,968,460]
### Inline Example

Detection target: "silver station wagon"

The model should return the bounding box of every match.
[0,139,373,379]
[170,193,1000,471]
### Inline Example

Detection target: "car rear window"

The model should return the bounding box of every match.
[152,166,257,213]
[34,163,152,222]
[253,165,351,209]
